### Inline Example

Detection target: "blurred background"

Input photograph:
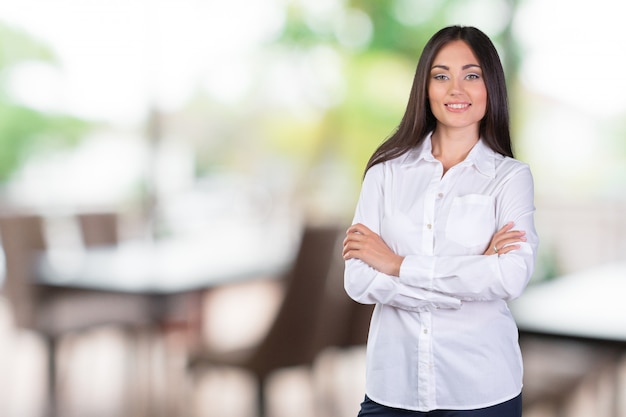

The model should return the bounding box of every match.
[0,0,625,416]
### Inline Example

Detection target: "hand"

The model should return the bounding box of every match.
[485,222,526,256]
[343,223,403,276]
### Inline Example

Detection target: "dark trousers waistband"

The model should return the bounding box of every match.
[358,393,522,417]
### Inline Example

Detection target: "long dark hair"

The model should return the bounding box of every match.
[365,26,512,173]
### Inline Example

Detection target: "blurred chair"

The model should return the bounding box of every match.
[309,235,373,352]
[77,211,119,246]
[520,333,621,412]
[306,227,353,355]
[0,211,157,417]
[342,301,373,348]
[187,224,348,417]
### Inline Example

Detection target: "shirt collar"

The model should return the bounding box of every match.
[404,132,497,178]
[465,139,497,178]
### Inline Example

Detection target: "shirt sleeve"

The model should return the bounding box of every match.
[398,165,538,301]
[344,164,462,311]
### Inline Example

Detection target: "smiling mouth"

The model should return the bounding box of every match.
[445,103,471,109]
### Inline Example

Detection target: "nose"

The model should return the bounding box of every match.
[448,76,463,95]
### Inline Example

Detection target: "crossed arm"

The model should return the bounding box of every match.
[343,163,537,308]
[343,221,526,276]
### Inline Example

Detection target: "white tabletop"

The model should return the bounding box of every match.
[510,261,626,342]
[35,221,298,294]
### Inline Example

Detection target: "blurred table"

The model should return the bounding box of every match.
[30,221,297,417]
[511,262,626,413]
[510,261,626,344]
[34,223,297,295]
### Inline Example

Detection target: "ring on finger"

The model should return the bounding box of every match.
[493,244,499,253]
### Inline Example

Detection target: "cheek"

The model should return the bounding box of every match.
[428,83,443,100]
[474,89,488,115]
[427,85,444,108]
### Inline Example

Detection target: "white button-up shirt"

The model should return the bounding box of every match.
[344,133,538,411]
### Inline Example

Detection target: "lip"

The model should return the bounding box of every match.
[445,103,471,112]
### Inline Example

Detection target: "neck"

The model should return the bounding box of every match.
[431,127,479,173]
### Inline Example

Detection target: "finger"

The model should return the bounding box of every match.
[490,242,500,255]
[493,229,524,244]
[497,235,527,249]
[497,244,521,255]
[343,236,366,255]
[343,245,363,260]
[500,230,525,239]
[497,222,515,234]
[342,240,355,256]
[347,223,372,235]
[342,244,356,258]
[343,233,365,248]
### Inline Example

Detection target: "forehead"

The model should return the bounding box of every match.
[432,40,480,67]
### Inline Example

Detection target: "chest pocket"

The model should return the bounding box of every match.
[445,194,495,248]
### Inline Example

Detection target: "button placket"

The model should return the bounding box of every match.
[417,311,433,409]
[422,176,439,255]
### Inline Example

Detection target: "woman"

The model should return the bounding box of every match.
[343,26,538,416]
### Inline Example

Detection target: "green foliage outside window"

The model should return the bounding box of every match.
[0,23,92,182]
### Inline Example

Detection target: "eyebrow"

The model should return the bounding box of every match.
[431,64,481,71]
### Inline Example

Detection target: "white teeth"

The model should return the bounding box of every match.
[447,103,469,109]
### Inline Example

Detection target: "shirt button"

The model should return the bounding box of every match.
[423,329,428,334]
[426,224,432,229]
[437,192,444,198]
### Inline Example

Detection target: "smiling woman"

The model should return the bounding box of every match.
[343,25,537,416]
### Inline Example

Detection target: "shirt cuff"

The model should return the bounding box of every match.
[398,255,436,289]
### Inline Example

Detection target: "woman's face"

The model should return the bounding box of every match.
[427,40,487,135]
